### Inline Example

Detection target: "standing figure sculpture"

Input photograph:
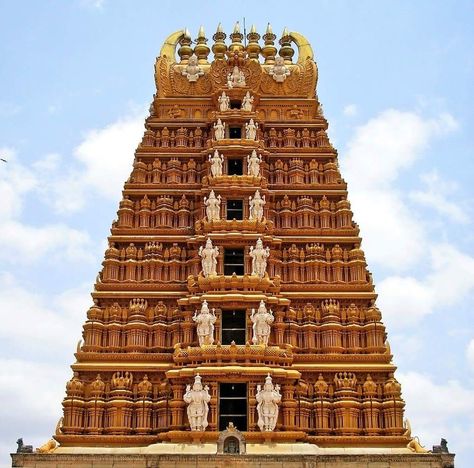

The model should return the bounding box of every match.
[193,300,217,346]
[227,65,246,88]
[250,300,274,346]
[247,150,262,177]
[204,190,221,222]
[249,190,266,222]
[199,238,219,277]
[209,150,224,177]
[182,54,204,82]
[245,119,258,140]
[218,91,230,112]
[256,374,281,431]
[268,56,291,83]
[242,91,254,112]
[214,118,226,140]
[249,238,270,278]
[183,374,211,431]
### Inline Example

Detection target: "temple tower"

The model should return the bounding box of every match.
[12,23,454,468]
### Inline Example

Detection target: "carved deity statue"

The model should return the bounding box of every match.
[269,56,291,83]
[242,91,254,112]
[193,300,217,346]
[249,238,270,278]
[214,118,226,140]
[198,238,219,277]
[204,190,221,221]
[218,91,230,112]
[247,149,262,177]
[250,300,274,346]
[227,65,246,88]
[183,374,211,431]
[245,119,258,140]
[182,54,204,82]
[249,190,266,222]
[256,374,281,431]
[209,150,224,177]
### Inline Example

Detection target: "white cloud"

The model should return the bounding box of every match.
[343,104,357,117]
[467,339,474,371]
[0,272,89,352]
[342,109,459,271]
[399,371,474,454]
[410,170,469,223]
[73,113,144,200]
[378,243,474,329]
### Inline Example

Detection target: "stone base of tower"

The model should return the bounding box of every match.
[12,446,455,468]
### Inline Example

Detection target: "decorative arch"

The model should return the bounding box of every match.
[216,422,246,454]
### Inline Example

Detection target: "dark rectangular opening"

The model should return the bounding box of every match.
[230,100,241,109]
[224,248,244,275]
[221,309,246,345]
[226,199,243,220]
[228,158,243,175]
[219,383,247,431]
[229,126,242,139]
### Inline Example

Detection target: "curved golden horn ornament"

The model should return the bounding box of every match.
[159,30,185,61]
[289,31,314,63]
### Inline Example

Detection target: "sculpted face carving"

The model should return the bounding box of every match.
[269,56,291,82]
[182,54,204,82]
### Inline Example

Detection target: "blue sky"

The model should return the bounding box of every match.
[0,0,473,466]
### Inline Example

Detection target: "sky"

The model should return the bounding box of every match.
[0,0,473,466]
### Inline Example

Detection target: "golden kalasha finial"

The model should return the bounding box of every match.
[177,28,193,63]
[262,23,277,64]
[247,24,261,60]
[194,25,210,64]
[229,20,244,53]
[279,26,295,64]
[212,23,227,60]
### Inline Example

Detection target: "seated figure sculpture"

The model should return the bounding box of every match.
[269,56,290,83]
[182,54,204,82]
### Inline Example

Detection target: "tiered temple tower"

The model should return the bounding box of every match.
[12,23,454,468]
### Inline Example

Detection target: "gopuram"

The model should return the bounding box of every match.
[12,23,455,468]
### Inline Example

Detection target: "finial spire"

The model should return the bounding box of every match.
[233,21,240,33]
[282,26,289,37]
[217,22,223,33]
[250,24,256,34]
[266,23,273,34]
[198,25,205,38]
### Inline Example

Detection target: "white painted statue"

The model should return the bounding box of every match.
[214,118,226,140]
[182,54,204,82]
[198,238,219,277]
[269,56,290,83]
[193,300,217,346]
[218,91,230,112]
[249,190,266,222]
[204,190,221,222]
[209,150,224,177]
[227,65,246,88]
[242,91,254,112]
[249,238,270,278]
[250,300,274,346]
[245,119,258,140]
[184,374,211,431]
[256,374,281,432]
[247,149,262,177]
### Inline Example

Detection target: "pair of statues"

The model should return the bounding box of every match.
[198,237,269,279]
[184,373,280,432]
[193,299,273,348]
[208,149,262,178]
[213,118,257,140]
[218,91,254,112]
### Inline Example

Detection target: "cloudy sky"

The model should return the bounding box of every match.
[0,0,473,466]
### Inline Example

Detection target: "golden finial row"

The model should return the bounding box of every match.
[177,22,296,65]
